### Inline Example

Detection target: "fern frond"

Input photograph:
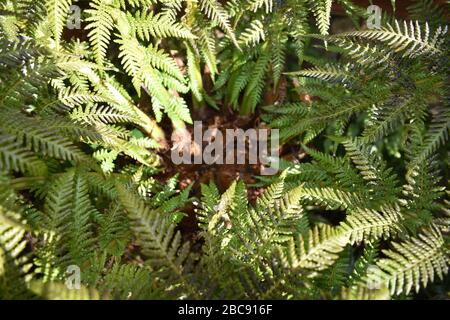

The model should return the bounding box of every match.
[85,0,116,66]
[1,111,91,164]
[300,186,365,210]
[288,225,349,273]
[116,33,192,123]
[339,206,402,244]
[289,64,354,83]
[117,184,201,299]
[70,105,138,125]
[410,106,450,168]
[308,0,332,36]
[0,132,47,176]
[46,0,73,48]
[334,20,448,57]
[0,204,35,299]
[376,226,449,295]
[239,19,265,47]
[199,0,240,50]
[241,51,270,114]
[130,10,196,41]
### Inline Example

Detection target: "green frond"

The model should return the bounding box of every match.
[256,171,287,209]
[1,111,91,164]
[130,10,196,41]
[241,184,306,256]
[97,204,130,256]
[239,19,265,47]
[186,43,204,103]
[85,0,116,66]
[227,62,253,108]
[0,204,35,299]
[334,20,448,57]
[288,225,349,273]
[308,0,332,36]
[362,95,424,142]
[116,32,192,123]
[199,0,240,50]
[70,104,138,125]
[99,262,155,299]
[300,186,365,210]
[116,184,201,299]
[241,51,270,114]
[197,26,218,78]
[336,0,368,18]
[269,16,288,87]
[401,160,445,231]
[46,0,72,48]
[409,106,450,168]
[0,1,19,40]
[341,138,400,205]
[347,242,379,286]
[289,64,354,83]
[116,0,156,9]
[339,206,402,244]
[376,226,449,295]
[0,132,48,176]
[198,182,221,235]
[315,246,351,293]
[36,170,97,277]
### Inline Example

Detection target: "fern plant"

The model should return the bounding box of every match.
[0,0,448,300]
